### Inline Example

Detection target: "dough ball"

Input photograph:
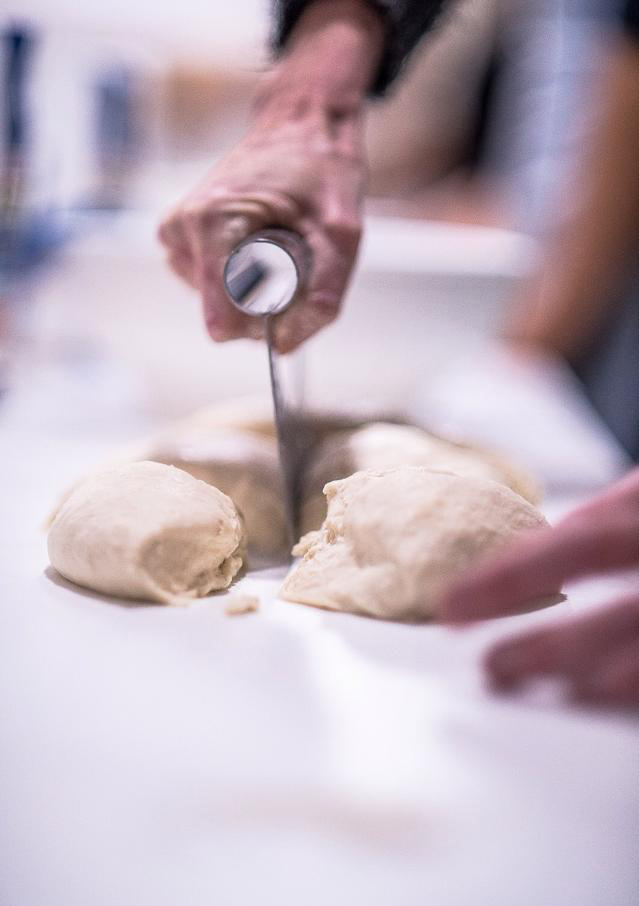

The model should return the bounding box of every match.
[48,461,245,604]
[145,429,288,562]
[174,397,277,440]
[300,422,539,534]
[283,467,552,622]
[149,402,368,561]
[175,397,378,444]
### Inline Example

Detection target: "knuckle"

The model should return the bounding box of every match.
[180,200,219,232]
[219,213,252,245]
[181,204,208,231]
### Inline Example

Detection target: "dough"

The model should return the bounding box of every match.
[175,397,381,443]
[300,422,539,534]
[224,594,260,616]
[174,397,278,441]
[46,429,288,563]
[283,467,552,622]
[145,429,288,562]
[142,403,371,561]
[48,461,245,604]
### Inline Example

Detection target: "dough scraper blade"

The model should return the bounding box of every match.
[224,229,312,554]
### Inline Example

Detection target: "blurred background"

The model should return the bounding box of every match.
[0,0,631,494]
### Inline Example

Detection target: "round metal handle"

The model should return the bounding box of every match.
[223,229,310,317]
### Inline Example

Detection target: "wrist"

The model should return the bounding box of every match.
[258,0,385,119]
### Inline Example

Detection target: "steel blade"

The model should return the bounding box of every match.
[265,315,309,555]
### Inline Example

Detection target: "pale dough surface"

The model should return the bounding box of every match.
[145,429,288,563]
[300,422,539,535]
[146,402,370,561]
[47,407,542,575]
[48,461,245,604]
[283,467,550,622]
[173,397,277,441]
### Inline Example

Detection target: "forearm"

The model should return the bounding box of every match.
[253,0,385,164]
[507,38,639,359]
[272,0,446,96]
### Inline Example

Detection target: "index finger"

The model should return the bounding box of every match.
[272,199,361,353]
[187,210,263,342]
[485,594,639,690]
[439,514,630,624]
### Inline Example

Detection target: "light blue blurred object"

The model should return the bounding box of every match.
[0,23,68,283]
[91,64,140,209]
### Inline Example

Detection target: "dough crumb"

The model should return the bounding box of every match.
[225,594,260,616]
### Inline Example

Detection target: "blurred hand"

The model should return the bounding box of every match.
[158,0,383,353]
[441,467,639,707]
[158,109,364,353]
[485,598,639,707]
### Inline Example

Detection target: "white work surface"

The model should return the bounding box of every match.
[2,403,639,906]
[2,219,639,905]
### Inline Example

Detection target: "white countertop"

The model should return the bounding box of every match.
[1,220,638,905]
[2,402,639,906]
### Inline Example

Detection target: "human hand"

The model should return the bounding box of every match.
[484,597,639,707]
[158,0,383,353]
[159,110,364,353]
[440,468,639,706]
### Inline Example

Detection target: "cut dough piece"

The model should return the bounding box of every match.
[48,461,245,604]
[300,422,539,534]
[173,397,278,441]
[46,430,288,563]
[173,397,389,444]
[145,405,373,561]
[283,467,553,622]
[145,429,288,563]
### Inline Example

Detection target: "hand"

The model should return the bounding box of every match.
[440,467,639,706]
[485,597,639,707]
[159,108,364,353]
[158,0,383,353]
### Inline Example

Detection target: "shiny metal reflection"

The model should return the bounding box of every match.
[224,229,309,316]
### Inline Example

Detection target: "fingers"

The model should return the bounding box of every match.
[186,207,262,342]
[574,638,639,705]
[159,195,269,341]
[486,595,639,689]
[158,214,191,260]
[166,249,198,288]
[157,132,364,350]
[158,215,196,286]
[440,523,574,623]
[272,214,360,353]
[441,501,639,624]
[160,191,307,343]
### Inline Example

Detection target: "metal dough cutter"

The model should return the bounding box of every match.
[224,229,312,554]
